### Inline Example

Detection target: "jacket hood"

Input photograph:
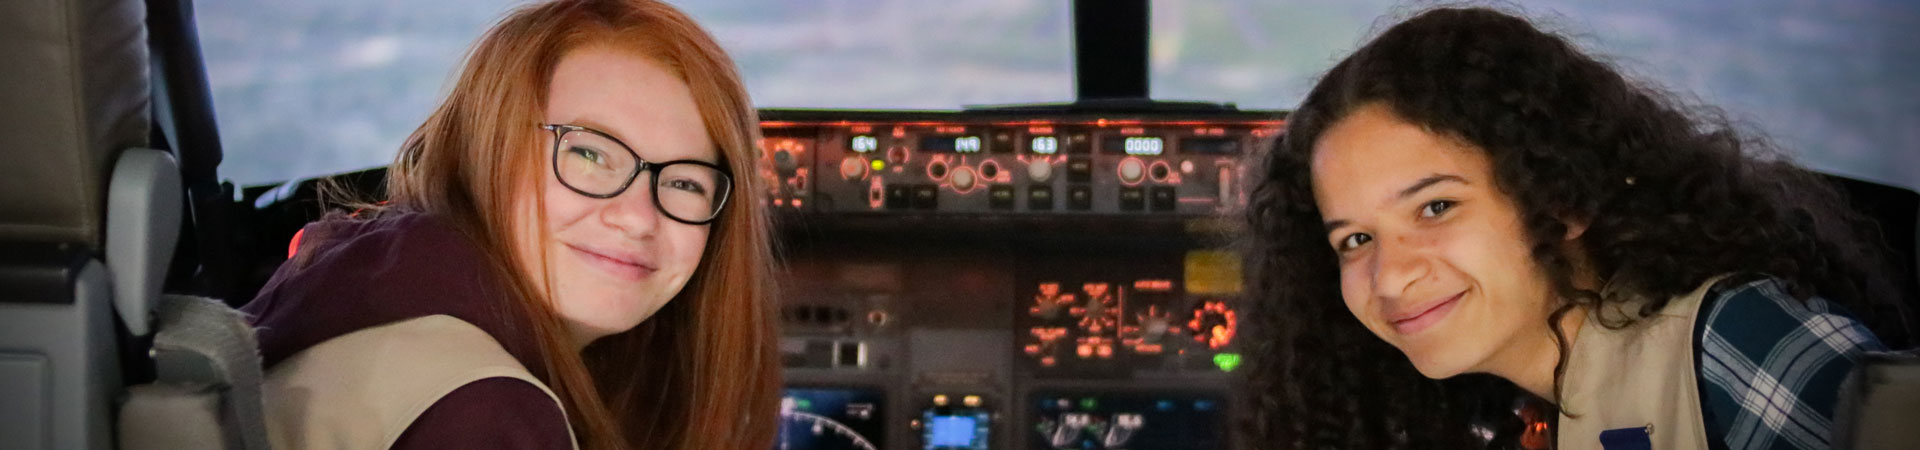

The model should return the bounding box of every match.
[241,212,551,381]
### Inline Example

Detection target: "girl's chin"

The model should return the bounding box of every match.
[1400,349,1475,380]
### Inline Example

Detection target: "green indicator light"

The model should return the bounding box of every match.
[796,399,813,411]
[1213,353,1243,372]
[870,159,886,171]
[1079,398,1098,410]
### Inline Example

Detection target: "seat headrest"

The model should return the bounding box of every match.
[0,0,151,248]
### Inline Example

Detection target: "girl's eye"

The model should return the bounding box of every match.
[663,178,709,195]
[568,146,607,166]
[1420,200,1455,218]
[1337,233,1372,251]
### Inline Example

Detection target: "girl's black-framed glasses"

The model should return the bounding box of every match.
[542,124,733,225]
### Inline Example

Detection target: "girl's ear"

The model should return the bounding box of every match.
[1564,219,1589,241]
[1559,212,1591,242]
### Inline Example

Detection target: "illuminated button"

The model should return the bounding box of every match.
[836,341,863,367]
[1218,165,1233,203]
[1067,186,1092,210]
[934,395,950,407]
[928,160,949,180]
[979,161,1000,180]
[989,185,1015,210]
[1118,158,1145,184]
[1180,159,1195,174]
[963,395,982,407]
[1150,186,1176,211]
[871,159,886,172]
[950,166,976,191]
[1149,161,1171,182]
[1027,160,1053,183]
[1067,158,1092,183]
[1067,133,1092,154]
[839,156,866,180]
[1028,186,1054,210]
[912,185,938,209]
[885,184,911,210]
[1119,186,1145,211]
[887,146,908,165]
[1213,353,1243,372]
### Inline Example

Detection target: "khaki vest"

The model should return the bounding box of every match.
[261,315,578,450]
[1557,277,1728,450]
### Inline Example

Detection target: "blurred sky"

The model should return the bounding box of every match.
[199,0,1918,189]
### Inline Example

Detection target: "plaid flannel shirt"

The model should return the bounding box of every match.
[1695,277,1886,450]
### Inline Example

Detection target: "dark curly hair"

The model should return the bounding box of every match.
[1242,7,1913,449]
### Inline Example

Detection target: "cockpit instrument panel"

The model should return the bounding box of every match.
[780,387,887,450]
[767,108,1279,450]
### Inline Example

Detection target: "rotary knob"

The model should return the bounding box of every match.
[1118,158,1146,184]
[951,166,977,191]
[1028,160,1053,182]
[887,146,908,165]
[839,156,866,180]
[773,150,795,173]
[928,160,949,180]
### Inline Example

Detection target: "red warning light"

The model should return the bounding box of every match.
[1188,301,1239,350]
[287,228,306,259]
[1132,279,1173,291]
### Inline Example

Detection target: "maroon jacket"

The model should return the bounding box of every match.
[243,213,573,448]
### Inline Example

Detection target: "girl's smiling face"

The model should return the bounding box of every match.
[1310,103,1566,380]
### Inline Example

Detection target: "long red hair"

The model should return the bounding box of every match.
[383,1,780,448]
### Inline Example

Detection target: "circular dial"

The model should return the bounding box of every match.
[1071,283,1121,360]
[1119,304,1176,354]
[780,398,880,450]
[1028,159,1054,182]
[1117,158,1145,184]
[840,156,867,180]
[1187,301,1239,350]
[1024,282,1078,367]
[1149,161,1171,182]
[1072,283,1119,335]
[928,160,950,180]
[951,166,977,191]
[1028,282,1073,320]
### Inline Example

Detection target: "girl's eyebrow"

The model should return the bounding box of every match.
[1323,173,1467,231]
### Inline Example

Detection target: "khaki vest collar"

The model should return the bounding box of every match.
[1557,276,1728,450]
[261,315,578,450]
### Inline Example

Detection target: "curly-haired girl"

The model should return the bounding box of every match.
[1243,7,1911,450]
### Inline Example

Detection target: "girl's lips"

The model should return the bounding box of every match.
[567,243,655,281]
[1391,291,1464,336]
